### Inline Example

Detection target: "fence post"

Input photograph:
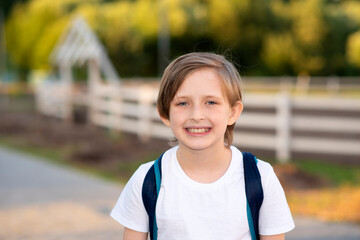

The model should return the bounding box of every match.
[276,92,291,163]
[111,82,122,132]
[87,59,100,125]
[59,63,73,122]
[327,76,340,95]
[295,74,310,94]
[137,86,153,142]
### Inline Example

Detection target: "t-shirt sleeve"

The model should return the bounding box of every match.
[258,163,295,236]
[110,162,153,233]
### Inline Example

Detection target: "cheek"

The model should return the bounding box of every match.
[168,108,185,124]
[214,109,233,124]
[212,107,231,116]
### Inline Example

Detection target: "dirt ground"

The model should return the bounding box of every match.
[0,109,169,178]
[0,99,331,192]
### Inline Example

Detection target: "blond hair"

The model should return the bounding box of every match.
[157,52,242,146]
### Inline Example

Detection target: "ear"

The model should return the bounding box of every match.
[160,115,171,127]
[228,101,243,125]
[158,107,171,127]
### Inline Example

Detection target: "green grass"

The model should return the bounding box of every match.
[0,136,164,184]
[292,159,360,186]
[0,138,64,163]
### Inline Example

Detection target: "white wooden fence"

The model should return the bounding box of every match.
[36,81,360,162]
[35,81,73,119]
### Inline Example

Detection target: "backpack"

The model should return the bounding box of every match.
[142,152,264,240]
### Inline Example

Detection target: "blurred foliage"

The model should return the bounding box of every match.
[288,157,360,223]
[294,159,360,186]
[3,0,360,78]
[0,0,28,18]
[288,186,360,223]
[347,30,360,67]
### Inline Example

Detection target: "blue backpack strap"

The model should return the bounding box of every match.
[243,152,264,240]
[142,154,163,240]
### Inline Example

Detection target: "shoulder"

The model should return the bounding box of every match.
[110,161,156,232]
[256,159,274,178]
[138,161,155,176]
[230,146,275,183]
[134,161,155,181]
[255,159,279,190]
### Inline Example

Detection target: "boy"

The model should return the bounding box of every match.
[111,52,295,240]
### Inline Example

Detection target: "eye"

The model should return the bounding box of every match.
[177,102,188,106]
[206,100,217,105]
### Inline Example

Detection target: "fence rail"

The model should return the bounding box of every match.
[36,81,360,162]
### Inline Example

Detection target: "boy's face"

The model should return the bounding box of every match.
[160,68,243,152]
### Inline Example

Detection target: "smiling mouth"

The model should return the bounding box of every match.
[186,128,211,134]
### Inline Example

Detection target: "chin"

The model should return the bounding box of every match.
[179,141,217,151]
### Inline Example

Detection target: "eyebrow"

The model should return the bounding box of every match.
[174,94,223,99]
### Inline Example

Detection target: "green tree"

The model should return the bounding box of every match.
[347,31,360,68]
[264,0,359,76]
[5,0,93,78]
[206,0,274,74]
[4,0,360,77]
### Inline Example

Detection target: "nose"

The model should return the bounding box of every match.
[189,103,205,121]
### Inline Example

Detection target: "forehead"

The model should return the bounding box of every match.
[175,68,226,97]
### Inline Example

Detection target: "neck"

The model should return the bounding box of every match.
[176,144,232,183]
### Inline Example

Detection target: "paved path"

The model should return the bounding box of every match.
[1,146,359,240]
[0,146,124,240]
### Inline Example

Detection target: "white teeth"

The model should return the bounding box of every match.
[187,128,209,133]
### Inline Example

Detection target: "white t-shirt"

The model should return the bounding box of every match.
[111,146,295,240]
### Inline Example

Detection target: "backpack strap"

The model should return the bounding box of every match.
[142,154,163,240]
[243,152,264,240]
